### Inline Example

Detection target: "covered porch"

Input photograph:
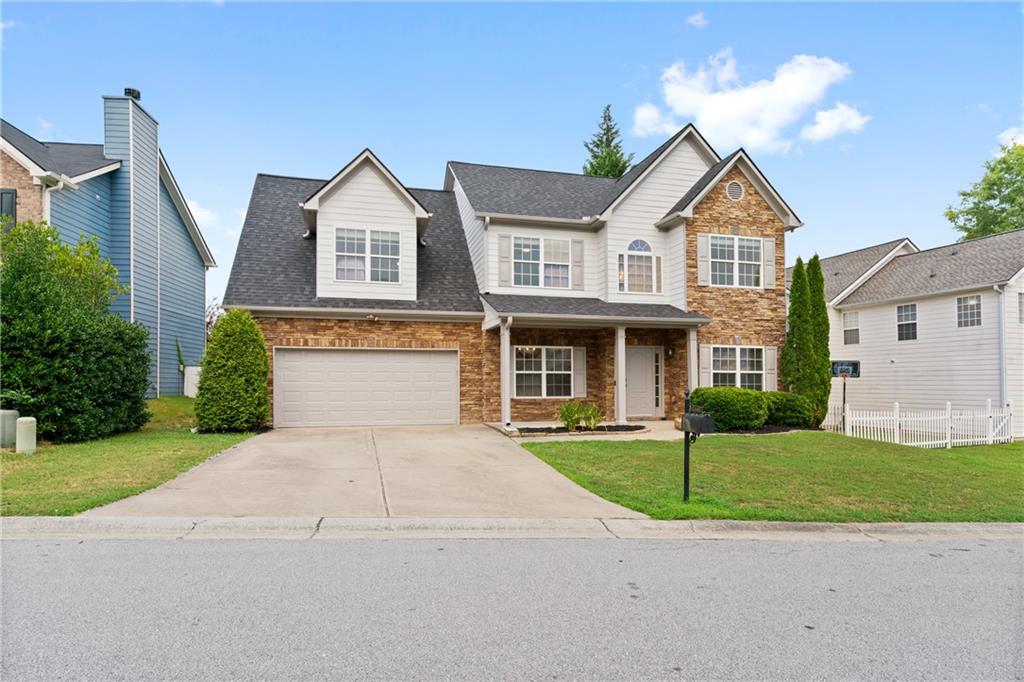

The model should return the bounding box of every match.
[481,295,709,428]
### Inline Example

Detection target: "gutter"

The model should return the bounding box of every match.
[477,212,604,230]
[996,284,1007,405]
[225,304,484,322]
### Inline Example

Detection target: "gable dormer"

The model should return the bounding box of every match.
[302,149,430,302]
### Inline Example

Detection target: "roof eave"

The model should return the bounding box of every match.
[226,304,484,322]
[836,282,1013,310]
[478,212,605,230]
[483,310,711,329]
[158,152,217,268]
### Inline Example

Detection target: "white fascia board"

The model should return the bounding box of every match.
[1,138,48,177]
[158,151,217,268]
[67,161,121,184]
[228,304,484,323]
[476,212,604,229]
[480,298,502,330]
[302,149,429,219]
[829,238,918,306]
[489,311,710,329]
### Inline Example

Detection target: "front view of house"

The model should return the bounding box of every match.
[223,126,801,427]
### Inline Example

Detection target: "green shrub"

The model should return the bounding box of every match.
[0,221,150,442]
[195,309,269,432]
[689,387,768,432]
[556,401,583,430]
[764,391,813,428]
[580,402,603,431]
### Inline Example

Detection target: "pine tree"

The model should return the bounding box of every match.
[805,255,832,425]
[583,105,634,178]
[780,258,809,392]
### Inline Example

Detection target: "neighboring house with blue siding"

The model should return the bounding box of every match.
[0,88,216,396]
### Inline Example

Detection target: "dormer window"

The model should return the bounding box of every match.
[618,239,661,293]
[336,228,400,283]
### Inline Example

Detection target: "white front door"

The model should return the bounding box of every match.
[625,347,657,417]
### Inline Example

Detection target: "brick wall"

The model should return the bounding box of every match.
[684,167,787,352]
[0,150,44,224]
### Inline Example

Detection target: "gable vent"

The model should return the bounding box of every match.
[725,180,744,201]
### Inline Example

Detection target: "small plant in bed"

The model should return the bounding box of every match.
[520,402,644,435]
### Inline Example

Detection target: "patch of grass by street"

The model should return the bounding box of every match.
[524,432,1024,522]
[1,397,250,516]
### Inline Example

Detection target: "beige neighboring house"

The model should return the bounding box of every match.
[790,230,1024,438]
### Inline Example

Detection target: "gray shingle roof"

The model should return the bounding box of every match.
[1,119,115,177]
[223,174,483,313]
[839,230,1024,307]
[786,238,909,302]
[482,293,709,322]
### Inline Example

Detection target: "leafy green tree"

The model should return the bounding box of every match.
[583,105,634,178]
[780,258,810,393]
[804,255,832,425]
[945,144,1024,240]
[0,220,149,442]
[195,309,269,432]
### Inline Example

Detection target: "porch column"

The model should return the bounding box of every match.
[687,327,698,392]
[615,325,627,425]
[500,317,512,426]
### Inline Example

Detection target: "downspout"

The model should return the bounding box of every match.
[996,284,1007,405]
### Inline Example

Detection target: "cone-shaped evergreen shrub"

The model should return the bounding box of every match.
[804,255,833,425]
[195,309,269,432]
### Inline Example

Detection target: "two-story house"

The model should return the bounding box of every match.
[1,89,216,396]
[223,125,802,428]
[791,230,1023,438]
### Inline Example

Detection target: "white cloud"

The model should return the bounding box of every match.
[1,20,15,31]
[800,102,871,142]
[187,199,220,232]
[36,117,55,137]
[632,48,867,154]
[996,126,1023,151]
[684,11,709,29]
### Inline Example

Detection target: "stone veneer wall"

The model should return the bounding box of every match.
[684,167,787,351]
[0,150,44,224]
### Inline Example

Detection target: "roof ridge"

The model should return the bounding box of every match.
[890,229,1024,259]
[448,159,614,180]
[256,172,327,182]
[406,187,449,194]
[816,238,910,264]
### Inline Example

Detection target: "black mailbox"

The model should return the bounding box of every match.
[683,413,715,435]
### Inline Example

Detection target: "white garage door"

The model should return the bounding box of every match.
[274,348,459,427]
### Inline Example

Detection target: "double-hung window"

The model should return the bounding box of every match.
[710,235,761,287]
[617,239,657,293]
[712,346,764,390]
[956,295,981,328]
[336,228,400,283]
[896,303,917,341]
[514,346,572,398]
[843,312,860,345]
[512,237,570,288]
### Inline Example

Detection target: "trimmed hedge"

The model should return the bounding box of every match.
[689,387,769,432]
[195,309,269,432]
[764,391,814,428]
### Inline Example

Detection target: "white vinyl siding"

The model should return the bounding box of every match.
[487,224,599,297]
[316,161,417,301]
[450,175,486,291]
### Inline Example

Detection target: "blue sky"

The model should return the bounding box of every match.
[3,2,1021,303]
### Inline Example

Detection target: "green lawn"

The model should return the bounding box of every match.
[1,397,251,516]
[524,432,1024,522]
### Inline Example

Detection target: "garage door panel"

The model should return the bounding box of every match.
[274,349,459,427]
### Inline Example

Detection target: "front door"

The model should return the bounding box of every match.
[625,347,658,417]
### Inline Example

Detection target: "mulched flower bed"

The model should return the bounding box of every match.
[517,424,647,435]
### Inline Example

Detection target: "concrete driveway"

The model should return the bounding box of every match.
[84,426,643,519]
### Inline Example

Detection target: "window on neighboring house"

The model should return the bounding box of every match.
[843,312,860,345]
[956,294,981,328]
[712,346,764,390]
[514,346,573,398]
[710,235,761,288]
[896,303,917,341]
[335,228,400,283]
[512,236,571,288]
[0,189,15,224]
[618,239,656,293]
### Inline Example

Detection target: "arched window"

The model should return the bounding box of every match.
[618,239,658,293]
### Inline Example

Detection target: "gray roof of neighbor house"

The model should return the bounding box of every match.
[838,229,1024,307]
[223,174,483,313]
[482,293,709,323]
[786,238,911,302]
[448,124,722,220]
[1,119,116,177]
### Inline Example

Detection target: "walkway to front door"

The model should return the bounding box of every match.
[626,346,662,418]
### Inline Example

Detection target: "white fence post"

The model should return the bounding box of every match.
[986,398,993,445]
[945,402,953,449]
[893,402,900,444]
[844,403,852,437]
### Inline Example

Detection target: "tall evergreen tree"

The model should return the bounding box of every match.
[805,255,832,425]
[583,105,634,178]
[780,258,809,393]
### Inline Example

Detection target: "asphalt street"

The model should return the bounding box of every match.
[2,538,1021,680]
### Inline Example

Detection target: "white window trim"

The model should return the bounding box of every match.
[513,345,574,399]
[956,294,982,328]
[709,234,763,289]
[896,303,918,341]
[710,344,766,391]
[842,312,860,345]
[617,239,656,294]
[334,228,402,285]
[510,235,572,290]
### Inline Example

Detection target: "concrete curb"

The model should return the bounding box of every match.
[2,517,1022,541]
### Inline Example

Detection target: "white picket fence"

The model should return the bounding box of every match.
[822,400,1014,449]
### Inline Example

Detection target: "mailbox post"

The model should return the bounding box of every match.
[682,390,715,501]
